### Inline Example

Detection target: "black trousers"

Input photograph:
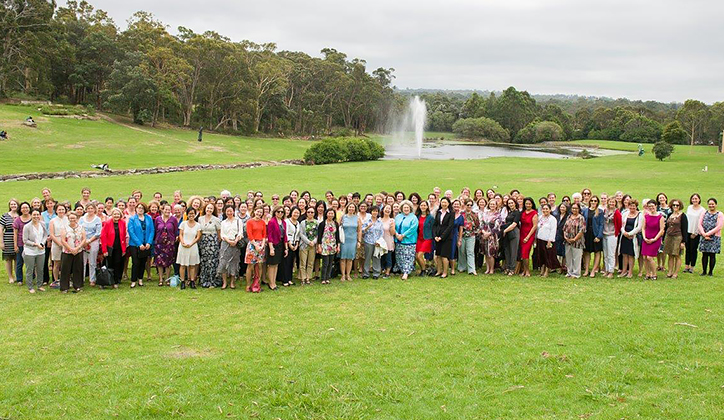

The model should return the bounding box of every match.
[129,246,149,282]
[109,247,124,284]
[43,243,52,283]
[60,252,84,291]
[685,234,700,266]
[321,254,335,281]
[283,248,298,282]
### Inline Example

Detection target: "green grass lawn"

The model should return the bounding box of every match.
[0,104,310,174]
[1,113,724,419]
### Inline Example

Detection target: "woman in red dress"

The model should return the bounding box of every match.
[519,197,538,277]
[415,200,433,275]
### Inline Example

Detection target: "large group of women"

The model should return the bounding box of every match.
[1,186,722,294]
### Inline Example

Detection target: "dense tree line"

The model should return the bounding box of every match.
[0,0,397,135]
[409,88,724,146]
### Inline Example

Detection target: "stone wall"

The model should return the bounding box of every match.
[0,160,306,183]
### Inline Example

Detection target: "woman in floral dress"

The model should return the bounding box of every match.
[154,203,178,286]
[198,203,222,288]
[479,199,502,275]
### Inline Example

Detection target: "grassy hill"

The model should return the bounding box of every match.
[0,104,311,174]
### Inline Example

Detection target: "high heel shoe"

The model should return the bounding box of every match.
[180,281,186,290]
[190,281,197,289]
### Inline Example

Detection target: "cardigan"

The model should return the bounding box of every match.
[267,217,287,245]
[101,219,128,254]
[419,213,435,240]
[589,209,605,239]
[619,210,644,258]
[22,222,48,256]
[127,214,154,247]
[394,213,419,245]
[698,211,724,237]
[317,219,341,245]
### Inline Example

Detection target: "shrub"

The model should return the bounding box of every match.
[40,104,94,116]
[303,137,385,165]
[452,117,510,142]
[652,141,674,161]
[328,126,354,137]
[514,120,565,144]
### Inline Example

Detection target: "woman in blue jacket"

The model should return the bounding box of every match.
[394,200,419,280]
[127,202,155,288]
[583,195,604,277]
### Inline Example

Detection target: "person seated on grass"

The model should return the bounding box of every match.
[0,130,8,140]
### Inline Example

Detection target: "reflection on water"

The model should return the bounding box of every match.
[383,142,626,160]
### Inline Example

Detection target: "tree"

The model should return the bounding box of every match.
[514,120,565,144]
[620,115,662,143]
[652,141,674,161]
[242,41,291,133]
[488,87,537,138]
[452,117,509,142]
[661,121,688,145]
[676,99,710,146]
[105,52,157,124]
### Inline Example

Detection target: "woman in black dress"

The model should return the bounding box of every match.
[433,197,455,278]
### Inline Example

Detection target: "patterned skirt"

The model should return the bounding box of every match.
[245,240,265,264]
[199,233,221,287]
[154,231,176,268]
[395,243,416,275]
[217,241,240,275]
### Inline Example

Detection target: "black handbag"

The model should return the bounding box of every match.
[95,261,114,286]
[138,247,152,259]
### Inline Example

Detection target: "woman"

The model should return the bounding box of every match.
[41,198,56,285]
[381,204,396,278]
[457,199,480,275]
[583,196,604,277]
[698,198,723,276]
[534,204,559,277]
[656,192,671,271]
[101,208,127,288]
[394,200,419,280]
[177,208,201,289]
[361,206,383,279]
[663,199,687,279]
[449,200,464,275]
[79,204,102,286]
[245,206,266,292]
[563,203,586,279]
[409,193,421,213]
[641,200,665,280]
[433,197,455,278]
[266,205,288,290]
[1,199,19,284]
[154,203,178,286]
[283,207,301,286]
[555,203,570,274]
[218,206,242,289]
[127,202,155,288]
[22,209,48,293]
[684,193,705,273]
[299,208,318,285]
[198,203,222,288]
[12,201,32,285]
[414,201,433,276]
[339,203,359,282]
[48,203,69,286]
[355,202,371,277]
[602,197,622,278]
[501,198,521,276]
[519,197,538,277]
[215,198,225,218]
[479,199,502,275]
[619,200,643,278]
[60,212,87,293]
[318,208,341,284]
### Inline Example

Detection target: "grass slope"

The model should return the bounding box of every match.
[0,105,310,174]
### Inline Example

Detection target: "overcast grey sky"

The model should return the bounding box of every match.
[78,0,724,103]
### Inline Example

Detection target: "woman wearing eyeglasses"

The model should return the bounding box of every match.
[662,199,687,278]
[583,195,604,277]
[298,208,318,285]
[457,199,479,275]
[266,205,288,290]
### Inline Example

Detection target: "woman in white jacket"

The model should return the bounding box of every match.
[618,200,644,278]
[23,209,48,293]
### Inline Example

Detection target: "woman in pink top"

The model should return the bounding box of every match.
[641,200,664,280]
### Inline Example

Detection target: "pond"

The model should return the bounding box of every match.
[382,141,627,160]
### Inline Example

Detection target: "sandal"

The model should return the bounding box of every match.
[158,281,164,286]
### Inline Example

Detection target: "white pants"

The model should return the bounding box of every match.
[565,245,583,278]
[84,241,99,283]
[457,236,476,273]
[602,234,617,273]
